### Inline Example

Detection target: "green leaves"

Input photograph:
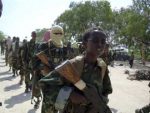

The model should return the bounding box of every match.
[55,1,113,43]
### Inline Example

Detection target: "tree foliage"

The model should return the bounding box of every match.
[54,0,150,60]
[55,0,113,43]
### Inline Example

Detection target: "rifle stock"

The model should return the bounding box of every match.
[36,51,50,67]
[36,51,51,75]
[55,60,80,83]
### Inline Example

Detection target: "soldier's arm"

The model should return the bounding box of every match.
[39,70,65,86]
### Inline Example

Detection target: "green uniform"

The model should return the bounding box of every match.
[18,44,25,84]
[32,41,65,109]
[11,40,19,76]
[22,39,36,93]
[39,55,113,113]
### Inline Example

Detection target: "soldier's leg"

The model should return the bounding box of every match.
[24,71,31,93]
[12,56,17,77]
[19,69,25,85]
[5,51,8,66]
[12,68,16,77]
[32,70,42,109]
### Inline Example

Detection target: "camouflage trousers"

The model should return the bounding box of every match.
[12,56,18,69]
[24,68,32,92]
[31,70,43,102]
[12,56,19,76]
[41,101,57,113]
[40,87,60,113]
[19,67,25,85]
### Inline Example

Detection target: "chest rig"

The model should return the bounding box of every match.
[46,41,64,67]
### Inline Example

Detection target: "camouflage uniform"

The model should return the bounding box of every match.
[39,55,113,113]
[18,40,27,85]
[11,37,20,76]
[34,40,66,111]
[31,43,43,109]
[22,38,36,93]
[37,41,64,68]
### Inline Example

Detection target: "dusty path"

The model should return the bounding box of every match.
[0,55,149,113]
[0,55,41,113]
[108,61,149,113]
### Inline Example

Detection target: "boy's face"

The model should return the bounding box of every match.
[86,37,106,57]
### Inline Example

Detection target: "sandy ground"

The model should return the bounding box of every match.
[0,55,149,113]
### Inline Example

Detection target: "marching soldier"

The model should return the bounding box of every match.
[11,37,20,77]
[18,39,27,85]
[23,31,37,93]
[33,25,65,110]
[39,27,113,113]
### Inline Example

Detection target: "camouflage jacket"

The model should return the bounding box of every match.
[36,41,64,69]
[22,39,37,69]
[39,56,113,113]
[28,39,36,60]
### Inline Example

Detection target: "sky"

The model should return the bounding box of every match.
[0,0,133,41]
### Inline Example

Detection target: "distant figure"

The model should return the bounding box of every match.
[129,52,134,68]
[0,0,2,17]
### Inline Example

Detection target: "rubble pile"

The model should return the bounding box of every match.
[127,70,150,80]
[124,70,129,74]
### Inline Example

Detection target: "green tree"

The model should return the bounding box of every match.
[55,1,113,43]
[113,0,150,62]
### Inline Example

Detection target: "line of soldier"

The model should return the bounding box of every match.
[3,25,114,113]
[2,33,38,108]
[2,25,80,109]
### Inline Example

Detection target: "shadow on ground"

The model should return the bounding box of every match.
[0,75,14,82]
[1,57,5,60]
[4,83,21,91]
[0,61,5,63]
[4,92,31,108]
[0,70,12,76]
[28,108,37,113]
[0,65,6,67]
[110,108,118,113]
